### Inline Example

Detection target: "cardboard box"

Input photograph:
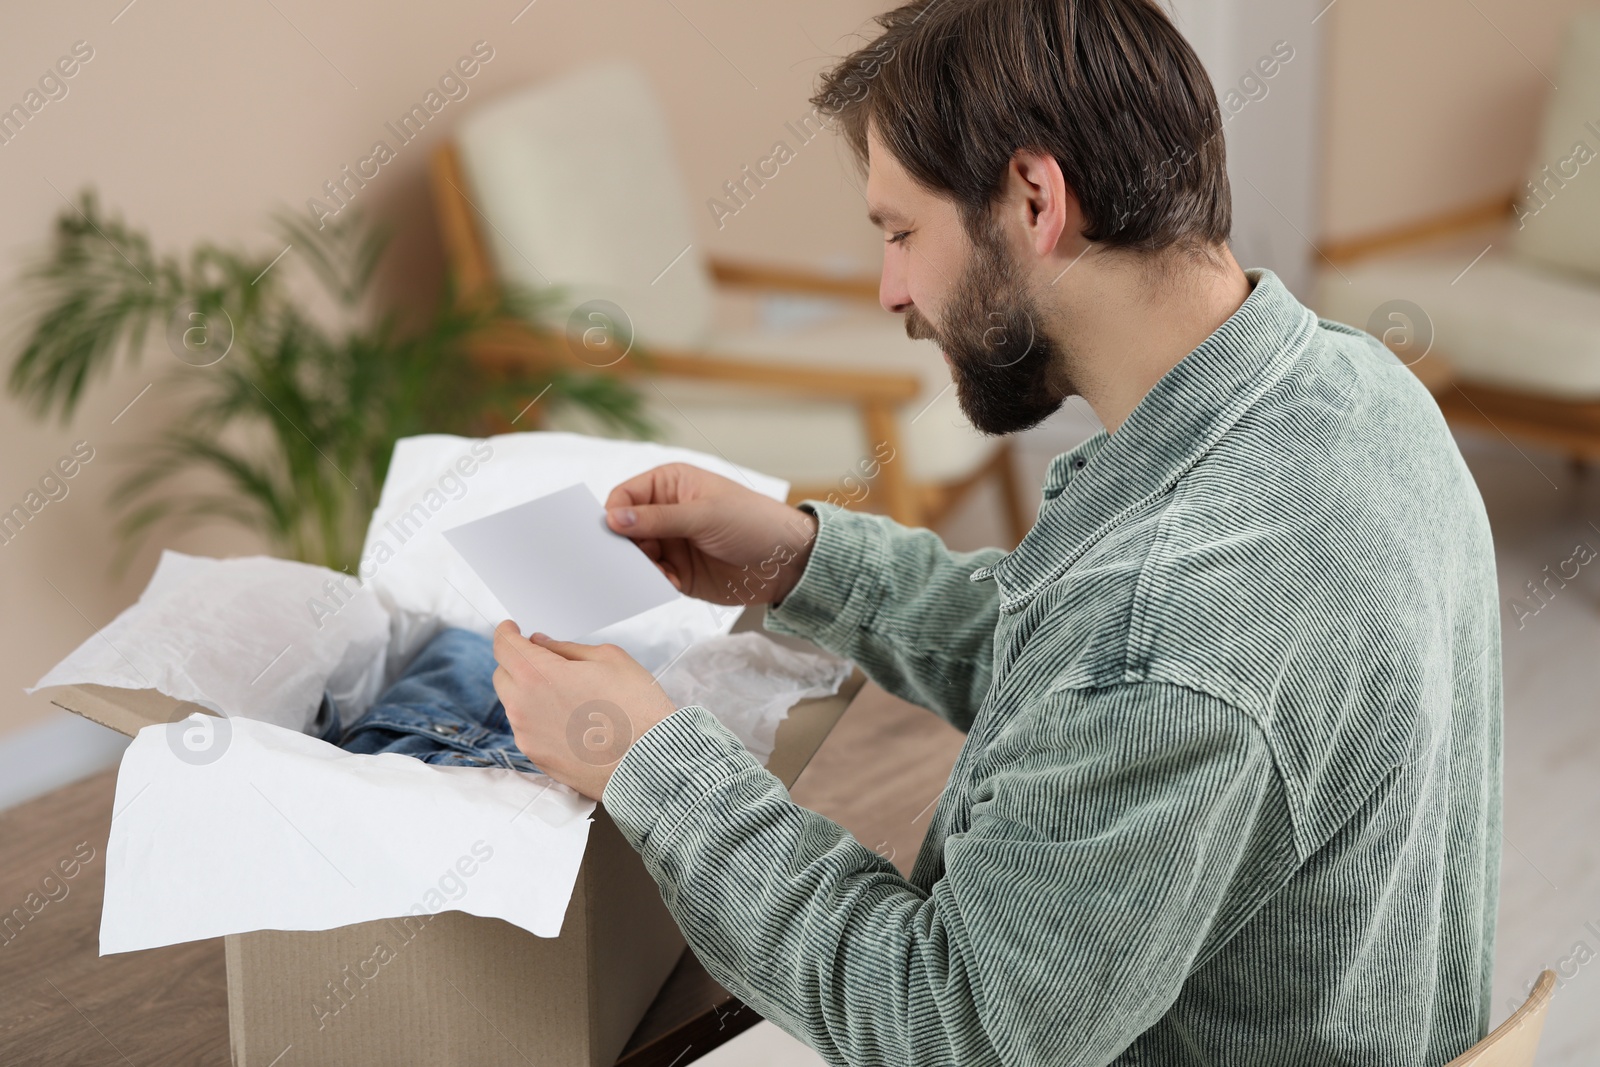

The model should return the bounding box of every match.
[48,612,863,1066]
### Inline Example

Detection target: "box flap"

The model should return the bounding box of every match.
[47,683,216,738]
[766,667,864,788]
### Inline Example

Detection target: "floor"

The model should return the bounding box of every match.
[1456,429,1600,1066]
[697,408,1600,1066]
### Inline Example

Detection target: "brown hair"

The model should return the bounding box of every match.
[812,0,1231,254]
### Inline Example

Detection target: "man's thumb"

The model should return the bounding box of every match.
[607,502,700,540]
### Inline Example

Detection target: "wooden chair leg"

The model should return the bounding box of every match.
[862,400,920,527]
[993,441,1029,548]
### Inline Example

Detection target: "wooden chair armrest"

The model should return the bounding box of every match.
[470,320,922,405]
[1319,193,1516,267]
[707,255,881,304]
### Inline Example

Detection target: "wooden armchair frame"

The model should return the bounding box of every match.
[1442,970,1555,1066]
[430,144,1029,545]
[1322,193,1600,467]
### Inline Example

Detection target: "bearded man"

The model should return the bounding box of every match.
[491,1,1503,1063]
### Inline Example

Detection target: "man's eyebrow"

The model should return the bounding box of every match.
[867,204,909,229]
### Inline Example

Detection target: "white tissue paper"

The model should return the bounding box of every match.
[360,432,789,682]
[100,714,595,954]
[30,431,854,955]
[656,632,853,765]
[29,550,391,735]
[99,635,853,954]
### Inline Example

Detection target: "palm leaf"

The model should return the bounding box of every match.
[5,192,660,569]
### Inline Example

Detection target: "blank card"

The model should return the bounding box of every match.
[441,482,679,641]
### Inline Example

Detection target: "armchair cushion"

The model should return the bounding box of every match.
[1510,8,1600,281]
[456,59,715,349]
[1315,251,1600,398]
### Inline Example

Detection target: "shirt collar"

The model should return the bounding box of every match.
[971,268,1317,612]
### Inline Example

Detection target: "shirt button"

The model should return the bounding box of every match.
[430,723,459,735]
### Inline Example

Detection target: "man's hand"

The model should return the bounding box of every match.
[492,620,678,800]
[605,463,819,606]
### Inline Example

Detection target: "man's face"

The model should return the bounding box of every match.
[867,126,1069,436]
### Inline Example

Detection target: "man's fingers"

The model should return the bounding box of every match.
[605,464,688,511]
[604,476,652,511]
[529,634,617,661]
[492,621,560,681]
[658,540,694,593]
[492,619,527,657]
[623,536,684,589]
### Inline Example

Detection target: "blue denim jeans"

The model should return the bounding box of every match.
[325,627,540,773]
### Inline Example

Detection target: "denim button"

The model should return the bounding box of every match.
[430,723,459,735]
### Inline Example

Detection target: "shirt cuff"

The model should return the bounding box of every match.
[763,500,887,652]
[602,703,765,856]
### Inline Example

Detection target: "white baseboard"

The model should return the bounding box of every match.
[0,711,130,813]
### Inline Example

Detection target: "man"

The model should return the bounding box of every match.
[490,0,1503,1063]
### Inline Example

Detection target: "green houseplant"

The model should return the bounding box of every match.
[6,191,657,572]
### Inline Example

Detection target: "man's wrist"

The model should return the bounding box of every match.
[763,499,887,650]
[771,506,819,608]
[602,703,762,855]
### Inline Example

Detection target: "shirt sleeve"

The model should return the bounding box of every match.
[763,499,1004,734]
[601,681,1295,1067]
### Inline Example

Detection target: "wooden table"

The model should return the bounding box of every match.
[0,683,964,1065]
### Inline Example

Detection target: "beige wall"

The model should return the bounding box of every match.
[2,0,1588,739]
[0,0,886,737]
[1320,0,1591,241]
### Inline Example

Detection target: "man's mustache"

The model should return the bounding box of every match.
[904,309,937,342]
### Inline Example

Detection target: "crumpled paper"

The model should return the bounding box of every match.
[29,550,391,735]
[656,632,853,765]
[93,630,852,954]
[100,713,596,954]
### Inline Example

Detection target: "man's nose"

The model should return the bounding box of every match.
[879,249,911,315]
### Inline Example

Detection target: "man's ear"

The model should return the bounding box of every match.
[1007,147,1085,262]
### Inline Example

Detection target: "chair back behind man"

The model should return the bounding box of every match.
[455,58,717,349]
[1443,970,1556,1066]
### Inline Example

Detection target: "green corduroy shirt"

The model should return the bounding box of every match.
[601,268,1503,1067]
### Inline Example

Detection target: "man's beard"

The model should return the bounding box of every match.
[904,215,1070,436]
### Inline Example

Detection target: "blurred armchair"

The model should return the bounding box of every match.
[1315,10,1600,466]
[429,59,1027,545]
